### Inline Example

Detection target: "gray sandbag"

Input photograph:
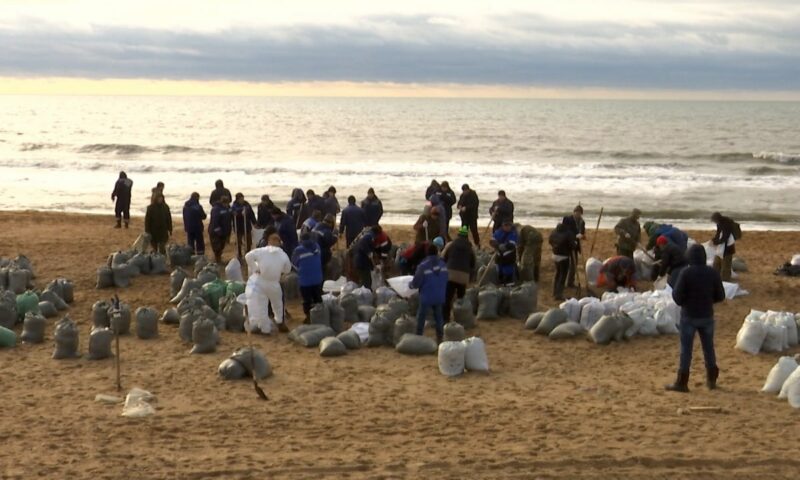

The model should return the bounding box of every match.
[96,266,114,289]
[395,333,438,355]
[177,291,206,315]
[465,287,479,315]
[366,313,393,347]
[8,267,30,294]
[548,322,585,340]
[130,253,151,275]
[40,289,68,311]
[387,296,410,317]
[358,305,377,324]
[160,308,180,325]
[525,312,545,330]
[38,301,58,318]
[218,358,247,380]
[535,308,568,335]
[110,251,130,266]
[375,286,397,306]
[292,324,336,348]
[45,279,64,299]
[327,303,345,333]
[281,272,300,301]
[112,264,131,288]
[324,254,343,280]
[310,303,330,327]
[509,283,537,320]
[59,279,74,304]
[339,293,359,323]
[477,264,498,286]
[476,286,500,320]
[407,291,419,317]
[0,266,7,290]
[170,268,189,298]
[168,244,194,267]
[452,298,476,329]
[190,317,218,354]
[21,312,46,343]
[444,321,466,342]
[497,286,511,317]
[732,256,748,273]
[135,307,159,339]
[200,305,226,332]
[319,336,348,357]
[589,314,625,345]
[393,315,417,346]
[220,294,245,332]
[193,255,209,276]
[52,315,80,359]
[230,347,272,379]
[87,327,114,360]
[196,266,218,286]
[0,290,16,329]
[109,302,131,335]
[288,324,325,342]
[179,309,201,342]
[337,330,362,350]
[92,300,111,328]
[14,255,34,278]
[172,278,203,304]
[149,253,168,274]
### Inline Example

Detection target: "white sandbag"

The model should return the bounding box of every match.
[634,249,654,280]
[323,276,347,293]
[761,356,798,394]
[791,254,800,267]
[722,281,748,299]
[438,341,466,377]
[585,257,602,286]
[548,322,585,340]
[349,322,370,343]
[386,275,417,299]
[762,323,787,353]
[579,302,605,330]
[655,307,679,335]
[319,336,348,357]
[225,258,244,282]
[559,298,581,324]
[463,336,489,372]
[735,319,767,355]
[765,311,798,347]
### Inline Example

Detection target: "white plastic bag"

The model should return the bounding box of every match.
[762,324,788,353]
[779,367,800,400]
[386,275,417,299]
[225,258,244,282]
[579,302,605,330]
[735,318,767,354]
[559,298,581,323]
[791,254,800,267]
[121,388,156,418]
[585,257,602,286]
[438,341,466,377]
[463,337,489,372]
[322,276,347,293]
[761,356,798,394]
[349,322,370,343]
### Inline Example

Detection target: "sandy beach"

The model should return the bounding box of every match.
[1,210,799,479]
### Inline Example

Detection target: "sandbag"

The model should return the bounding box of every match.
[580,302,605,330]
[190,317,218,354]
[358,305,377,324]
[438,341,466,377]
[230,347,272,379]
[395,333,438,355]
[319,336,348,357]
[44,279,64,300]
[352,286,375,307]
[170,268,189,298]
[465,287,479,315]
[170,278,202,304]
[375,286,397,306]
[168,244,194,267]
[339,293,360,323]
[220,294,245,332]
[761,356,798,394]
[110,251,130,266]
[289,324,336,347]
[218,358,247,380]
[196,266,217,285]
[8,267,29,294]
[525,312,545,330]
[476,287,500,320]
[310,303,331,327]
[732,257,748,273]
[463,337,489,372]
[108,302,131,335]
[280,272,300,301]
[225,257,244,282]
[135,307,159,339]
[161,308,180,324]
[149,253,168,274]
[0,325,16,348]
[386,296,410,319]
[58,279,74,304]
[393,315,417,346]
[0,290,16,329]
[179,310,200,342]
[535,308,568,335]
[476,264,498,286]
[337,330,362,350]
[766,311,798,347]
[130,253,151,275]
[16,291,40,321]
[548,322,585,340]
[38,301,58,318]
[762,323,787,353]
[589,314,624,345]
[13,255,34,278]
[20,312,46,343]
[193,255,209,276]
[40,289,68,311]
[96,266,114,289]
[452,298,476,329]
[655,306,680,335]
[201,279,227,313]
[112,264,131,288]
[443,321,466,342]
[559,298,581,324]
[585,257,603,286]
[327,302,345,333]
[52,316,80,359]
[87,327,114,360]
[366,313,393,347]
[509,283,537,320]
[497,286,511,317]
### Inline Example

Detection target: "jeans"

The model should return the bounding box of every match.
[187,230,205,255]
[416,302,444,340]
[442,281,466,323]
[678,317,717,374]
[300,284,323,315]
[553,258,569,298]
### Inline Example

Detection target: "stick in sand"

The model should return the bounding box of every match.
[111,294,122,392]
[243,303,269,401]
[588,207,604,258]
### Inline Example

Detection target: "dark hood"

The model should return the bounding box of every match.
[301,239,318,252]
[687,244,706,266]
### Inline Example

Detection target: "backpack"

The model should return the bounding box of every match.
[732,221,743,240]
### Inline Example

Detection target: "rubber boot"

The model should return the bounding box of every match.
[665,370,690,393]
[124,220,129,229]
[114,219,121,229]
[706,366,719,390]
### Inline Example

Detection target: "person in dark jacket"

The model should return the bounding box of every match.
[339,196,367,247]
[428,195,449,241]
[614,209,642,258]
[292,232,324,321]
[145,193,173,254]
[256,195,275,229]
[361,187,384,227]
[209,179,232,208]
[596,256,637,292]
[312,214,338,267]
[489,190,514,232]
[301,210,322,235]
[653,235,687,282]
[425,180,441,201]
[208,196,233,263]
[710,212,737,281]
[182,192,207,255]
[323,186,341,219]
[150,181,165,205]
[457,184,480,246]
[413,208,441,245]
[271,207,298,257]
[562,205,586,288]
[409,244,448,343]
[666,244,725,392]
[353,226,378,288]
[111,171,133,229]
[441,226,476,323]
[304,190,325,221]
[232,193,257,259]
[285,188,305,223]
[491,221,519,286]
[436,181,457,237]
[549,223,575,300]
[644,221,688,251]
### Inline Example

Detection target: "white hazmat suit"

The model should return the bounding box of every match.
[244,245,292,333]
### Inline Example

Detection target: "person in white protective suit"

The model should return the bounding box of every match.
[244,233,292,334]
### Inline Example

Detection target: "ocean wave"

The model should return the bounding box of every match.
[753,151,800,166]
[20,142,61,151]
[745,166,798,176]
[76,143,243,156]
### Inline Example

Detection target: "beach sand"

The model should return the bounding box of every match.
[1,211,799,479]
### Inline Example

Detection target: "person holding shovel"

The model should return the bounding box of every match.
[614,208,642,258]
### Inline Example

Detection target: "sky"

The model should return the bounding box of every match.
[1,0,799,98]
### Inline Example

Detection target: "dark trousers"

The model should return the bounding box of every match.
[567,250,578,287]
[358,267,372,289]
[300,284,323,315]
[460,216,480,246]
[150,240,166,255]
[187,231,205,255]
[553,258,569,299]
[236,230,252,259]
[210,234,228,263]
[416,302,444,340]
[679,318,717,374]
[442,281,466,323]
[617,246,634,258]
[115,202,130,220]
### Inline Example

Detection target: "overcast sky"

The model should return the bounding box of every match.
[1,0,799,96]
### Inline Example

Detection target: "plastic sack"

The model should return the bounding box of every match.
[225,258,244,282]
[386,275,417,299]
[358,305,377,324]
[349,322,370,343]
[589,314,625,345]
[319,336,348,357]
[0,290,16,329]
[190,317,218,354]
[109,303,132,335]
[509,282,537,320]
[323,276,347,294]
[87,327,114,360]
[735,318,767,355]
[525,312,544,330]
[96,266,114,289]
[438,341,466,377]
[201,279,227,313]
[762,323,787,353]
[352,286,375,307]
[230,347,272,379]
[310,303,331,327]
[791,254,800,267]
[52,316,80,359]
[160,308,180,325]
[170,268,189,298]
[444,322,466,342]
[766,311,798,347]
[634,249,654,280]
[476,286,500,320]
[463,337,489,372]
[8,267,30,294]
[220,293,246,332]
[170,278,202,304]
[168,244,194,267]
[392,315,417,346]
[135,307,159,339]
[366,313,392,347]
[337,330,362,350]
[375,286,397,306]
[38,301,58,319]
[580,302,605,330]
[121,388,156,418]
[761,356,798,394]
[218,358,247,380]
[0,325,16,348]
[327,302,345,333]
[112,264,131,288]
[549,322,585,340]
[338,293,360,323]
[40,289,68,311]
[559,298,581,324]
[149,253,168,274]
[585,257,603,286]
[452,298,476,329]
[395,333,438,355]
[288,324,336,347]
[16,291,40,321]
[20,312,46,343]
[535,308,568,335]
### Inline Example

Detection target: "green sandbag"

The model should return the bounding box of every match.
[202,279,227,313]
[0,325,16,347]
[226,280,245,297]
[16,291,39,321]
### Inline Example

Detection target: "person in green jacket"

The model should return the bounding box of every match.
[613,209,642,258]
[145,193,173,254]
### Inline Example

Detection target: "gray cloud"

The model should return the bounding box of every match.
[1,13,799,90]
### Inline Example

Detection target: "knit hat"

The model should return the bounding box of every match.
[656,235,669,247]
[433,237,445,248]
[458,226,469,237]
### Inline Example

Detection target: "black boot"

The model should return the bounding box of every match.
[124,220,129,229]
[665,370,690,393]
[706,366,719,390]
[114,219,121,229]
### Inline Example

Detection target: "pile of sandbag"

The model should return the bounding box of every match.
[735,310,800,355]
[437,336,490,376]
[0,255,35,294]
[760,355,800,409]
[218,347,272,380]
[96,249,169,289]
[167,244,194,268]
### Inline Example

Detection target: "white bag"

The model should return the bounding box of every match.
[761,356,798,394]
[225,258,244,282]
[762,323,787,353]
[735,319,767,355]
[323,276,347,293]
[463,337,489,372]
[765,311,798,347]
[579,302,605,330]
[559,298,581,324]
[585,257,602,286]
[438,341,466,377]
[386,275,417,299]
[121,388,156,418]
[349,322,370,343]
[633,249,654,280]
[779,367,800,401]
[791,254,800,267]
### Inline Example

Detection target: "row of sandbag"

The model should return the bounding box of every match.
[525,307,644,345]
[735,309,800,355]
[0,255,35,294]
[760,355,800,408]
[0,278,74,329]
[97,250,169,289]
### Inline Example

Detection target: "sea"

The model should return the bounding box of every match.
[1,95,798,230]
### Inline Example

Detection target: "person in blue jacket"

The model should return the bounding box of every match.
[312,214,338,268]
[409,244,449,343]
[339,195,367,247]
[182,192,207,255]
[644,221,689,251]
[292,232,324,322]
[208,196,233,263]
[491,221,519,286]
[271,207,298,256]
[353,226,378,288]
